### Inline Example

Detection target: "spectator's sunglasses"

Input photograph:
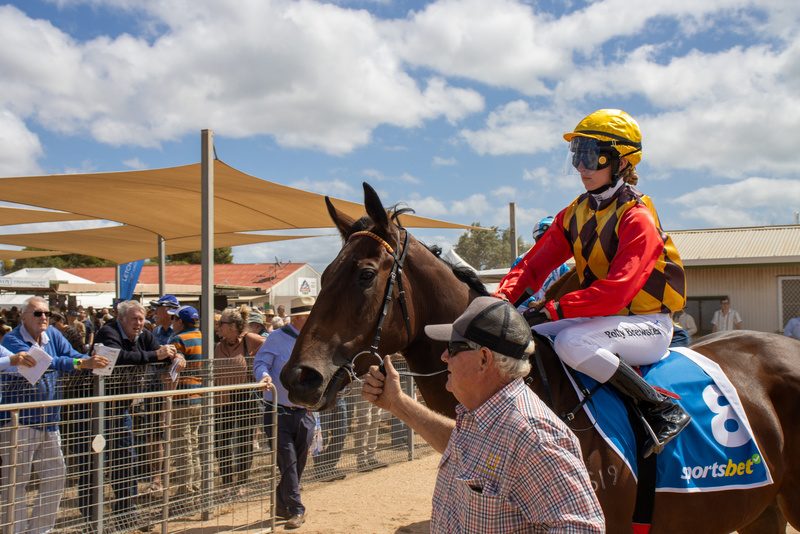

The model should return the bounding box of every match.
[447,341,475,357]
[28,311,52,318]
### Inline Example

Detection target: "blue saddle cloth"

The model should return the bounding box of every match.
[570,348,773,492]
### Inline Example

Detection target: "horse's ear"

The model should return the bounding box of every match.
[363,182,391,233]
[325,196,355,239]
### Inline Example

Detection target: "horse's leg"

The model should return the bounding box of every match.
[737,500,786,534]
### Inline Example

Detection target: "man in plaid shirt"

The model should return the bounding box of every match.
[362,297,604,533]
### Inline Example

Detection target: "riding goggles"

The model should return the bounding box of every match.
[564,136,617,175]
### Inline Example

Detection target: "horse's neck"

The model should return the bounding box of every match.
[405,243,475,330]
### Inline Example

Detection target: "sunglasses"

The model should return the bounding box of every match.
[447,341,475,357]
[29,311,52,318]
[217,321,233,326]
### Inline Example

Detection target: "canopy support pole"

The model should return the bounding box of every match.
[158,236,166,296]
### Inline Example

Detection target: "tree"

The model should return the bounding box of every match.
[454,223,531,270]
[12,249,114,270]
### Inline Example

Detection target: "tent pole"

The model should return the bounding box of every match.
[115,264,121,299]
[158,236,166,296]
[200,129,214,521]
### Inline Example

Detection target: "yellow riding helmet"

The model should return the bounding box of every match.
[563,109,642,167]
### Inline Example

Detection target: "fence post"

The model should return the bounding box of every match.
[92,374,106,532]
[402,374,415,461]
[2,411,19,534]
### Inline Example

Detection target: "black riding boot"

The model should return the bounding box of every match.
[607,360,692,457]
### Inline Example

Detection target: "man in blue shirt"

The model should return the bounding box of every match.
[1,297,107,534]
[254,296,315,530]
[150,294,180,345]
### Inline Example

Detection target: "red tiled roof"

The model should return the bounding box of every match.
[63,263,307,291]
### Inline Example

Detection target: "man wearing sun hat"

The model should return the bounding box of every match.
[361,296,604,533]
[253,296,316,529]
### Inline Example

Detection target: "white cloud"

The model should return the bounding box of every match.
[491,186,517,199]
[459,101,568,156]
[286,178,357,200]
[432,156,457,166]
[400,195,449,218]
[0,110,43,177]
[361,168,421,184]
[671,177,800,226]
[449,193,490,219]
[123,157,147,170]
[0,2,484,155]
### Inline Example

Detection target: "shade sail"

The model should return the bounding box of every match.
[0,250,67,261]
[0,207,95,226]
[0,225,322,264]
[0,160,472,240]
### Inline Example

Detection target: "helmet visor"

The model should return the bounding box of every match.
[564,137,616,175]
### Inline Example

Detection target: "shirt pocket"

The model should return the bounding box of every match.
[454,476,509,533]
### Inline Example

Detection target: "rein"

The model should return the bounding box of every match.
[331,227,448,393]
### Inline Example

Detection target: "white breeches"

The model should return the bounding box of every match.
[533,313,673,383]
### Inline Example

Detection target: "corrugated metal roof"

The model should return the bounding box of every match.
[668,225,800,266]
[63,263,311,291]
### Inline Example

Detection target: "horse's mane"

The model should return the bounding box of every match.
[344,203,489,296]
[423,241,489,296]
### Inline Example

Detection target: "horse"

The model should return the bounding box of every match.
[281,182,800,534]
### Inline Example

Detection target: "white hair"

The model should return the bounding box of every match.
[22,297,48,313]
[117,300,145,319]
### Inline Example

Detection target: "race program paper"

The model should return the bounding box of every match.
[92,344,120,376]
[18,346,52,386]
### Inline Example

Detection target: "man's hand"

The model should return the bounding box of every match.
[156,344,177,360]
[361,356,404,412]
[10,352,35,368]
[80,355,110,370]
[171,355,186,373]
[258,375,273,387]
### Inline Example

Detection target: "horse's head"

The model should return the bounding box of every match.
[281,183,425,410]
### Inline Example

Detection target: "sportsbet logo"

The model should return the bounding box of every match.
[680,454,762,481]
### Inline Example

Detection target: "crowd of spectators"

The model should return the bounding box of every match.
[0,295,307,533]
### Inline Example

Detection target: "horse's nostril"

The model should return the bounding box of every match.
[296,367,322,389]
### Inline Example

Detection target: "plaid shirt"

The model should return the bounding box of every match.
[431,379,604,533]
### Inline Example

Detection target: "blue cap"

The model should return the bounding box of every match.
[150,295,180,308]
[168,305,199,321]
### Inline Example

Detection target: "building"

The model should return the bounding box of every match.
[669,225,800,335]
[55,263,321,310]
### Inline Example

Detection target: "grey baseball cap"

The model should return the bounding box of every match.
[424,296,532,360]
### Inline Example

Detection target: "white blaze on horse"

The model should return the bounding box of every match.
[281,183,800,534]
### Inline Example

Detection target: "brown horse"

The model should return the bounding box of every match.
[281,183,800,534]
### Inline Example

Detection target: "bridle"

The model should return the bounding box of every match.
[326,225,446,399]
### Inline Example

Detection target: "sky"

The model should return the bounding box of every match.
[1,0,800,273]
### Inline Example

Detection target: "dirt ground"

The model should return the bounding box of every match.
[293,453,438,534]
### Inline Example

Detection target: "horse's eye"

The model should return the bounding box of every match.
[358,269,376,283]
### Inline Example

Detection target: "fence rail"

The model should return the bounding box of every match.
[0,359,430,534]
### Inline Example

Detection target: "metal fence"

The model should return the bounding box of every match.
[0,359,430,534]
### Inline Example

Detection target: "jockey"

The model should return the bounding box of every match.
[493,109,691,457]
[511,217,571,309]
